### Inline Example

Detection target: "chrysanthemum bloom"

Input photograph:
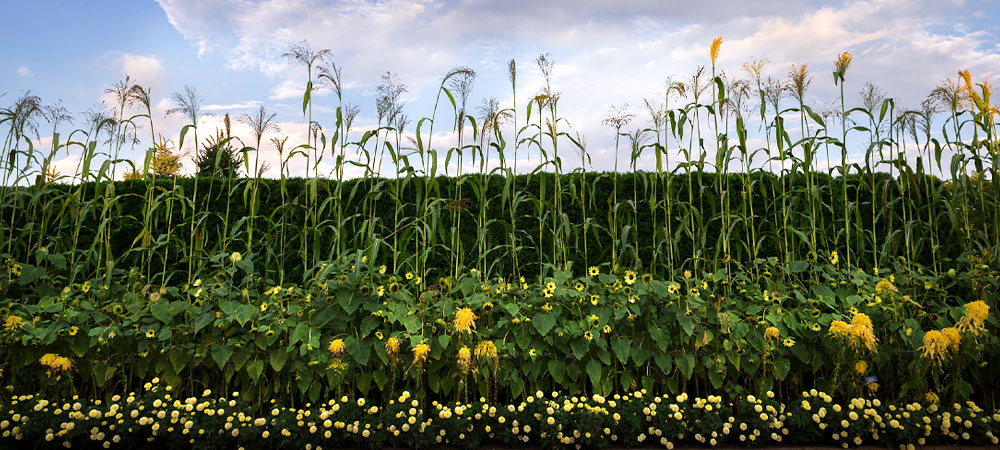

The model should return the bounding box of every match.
[765,327,780,340]
[412,342,431,364]
[453,308,477,333]
[457,346,472,370]
[957,300,989,335]
[919,330,950,364]
[385,337,400,358]
[474,340,498,362]
[875,279,896,295]
[854,360,867,375]
[3,315,23,332]
[328,339,346,356]
[941,327,961,352]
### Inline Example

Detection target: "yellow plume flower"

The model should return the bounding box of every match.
[764,326,780,340]
[328,339,346,356]
[457,346,472,370]
[385,337,401,358]
[710,36,723,65]
[3,315,23,332]
[453,308,477,333]
[957,300,989,335]
[412,342,431,365]
[919,330,949,364]
[474,340,499,362]
[834,51,853,77]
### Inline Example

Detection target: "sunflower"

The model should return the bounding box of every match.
[624,271,637,285]
[590,295,599,306]
[584,331,594,341]
[145,329,156,339]
[667,283,680,294]
[588,266,600,277]
[641,273,653,284]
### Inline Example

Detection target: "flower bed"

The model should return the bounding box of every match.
[2,383,999,449]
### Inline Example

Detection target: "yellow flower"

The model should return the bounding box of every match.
[833,51,853,77]
[782,338,795,347]
[941,327,961,352]
[765,326,780,340]
[385,337,400,357]
[453,308,477,333]
[854,360,868,375]
[378,265,386,275]
[830,251,839,265]
[624,271,637,285]
[957,300,989,335]
[829,320,850,338]
[3,315,23,332]
[328,339,346,356]
[875,279,896,295]
[709,36,723,65]
[230,252,242,263]
[588,266,599,277]
[924,392,939,405]
[68,326,79,336]
[405,272,414,280]
[867,382,879,394]
[590,295,599,306]
[376,286,385,297]
[584,331,594,341]
[688,288,700,297]
[412,342,431,364]
[457,346,472,370]
[145,329,156,338]
[667,283,680,294]
[474,340,498,361]
[919,330,950,364]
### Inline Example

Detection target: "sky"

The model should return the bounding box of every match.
[2,0,999,180]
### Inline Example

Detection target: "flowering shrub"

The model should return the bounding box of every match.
[0,252,997,411]
[0,383,998,449]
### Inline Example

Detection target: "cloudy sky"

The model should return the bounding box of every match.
[2,0,998,179]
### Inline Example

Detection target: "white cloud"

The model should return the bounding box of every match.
[135,0,1000,178]
[117,54,166,91]
[17,66,32,77]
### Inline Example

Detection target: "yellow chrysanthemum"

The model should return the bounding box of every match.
[941,327,961,352]
[457,346,472,370]
[764,326,780,340]
[957,300,989,335]
[412,342,431,364]
[328,339,346,356]
[919,330,950,364]
[829,320,851,338]
[385,337,400,357]
[3,315,23,332]
[474,340,498,361]
[875,279,896,295]
[453,308,477,333]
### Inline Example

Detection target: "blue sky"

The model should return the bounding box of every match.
[3,0,999,179]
